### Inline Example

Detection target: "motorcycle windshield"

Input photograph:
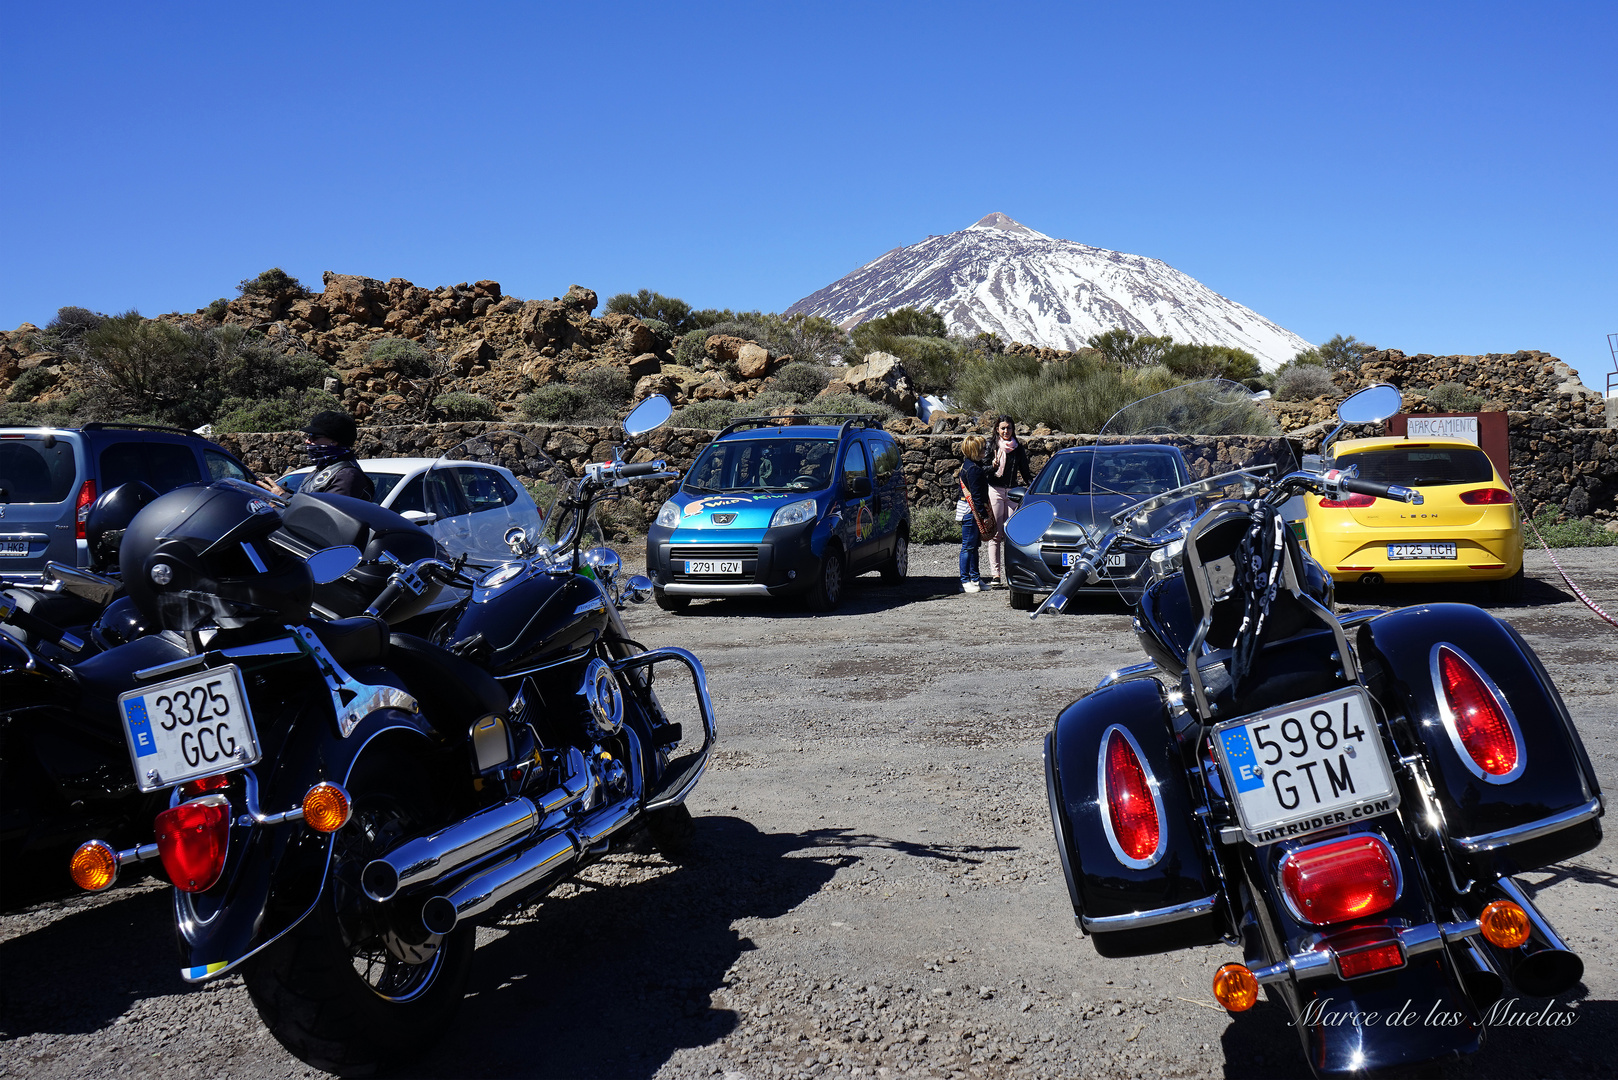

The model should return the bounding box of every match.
[1094,380,1299,602]
[424,434,594,568]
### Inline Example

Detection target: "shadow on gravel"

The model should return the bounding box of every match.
[664,572,962,618]
[0,884,181,1037]
[1335,575,1574,612]
[396,816,1003,1079]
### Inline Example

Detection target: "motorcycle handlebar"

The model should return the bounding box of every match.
[616,459,667,478]
[0,596,84,654]
[1030,556,1094,620]
[1340,476,1424,504]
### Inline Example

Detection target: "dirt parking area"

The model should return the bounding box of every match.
[2,548,1614,1080]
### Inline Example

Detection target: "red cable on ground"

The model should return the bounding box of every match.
[1521,512,1618,631]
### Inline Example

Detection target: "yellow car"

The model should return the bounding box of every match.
[1302,435,1525,601]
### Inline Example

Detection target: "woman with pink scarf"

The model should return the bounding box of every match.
[984,414,1033,588]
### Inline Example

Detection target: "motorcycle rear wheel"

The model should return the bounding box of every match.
[243,748,474,1075]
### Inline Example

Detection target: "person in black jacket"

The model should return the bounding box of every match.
[983,415,1033,588]
[957,434,997,593]
[259,410,374,501]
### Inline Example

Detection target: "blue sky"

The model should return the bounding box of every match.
[3,2,1614,389]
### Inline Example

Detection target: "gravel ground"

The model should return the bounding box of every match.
[2,547,1614,1080]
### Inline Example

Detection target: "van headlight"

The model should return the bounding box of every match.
[655,500,681,529]
[770,498,818,528]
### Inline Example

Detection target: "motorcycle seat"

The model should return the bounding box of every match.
[387,632,510,734]
[307,616,390,668]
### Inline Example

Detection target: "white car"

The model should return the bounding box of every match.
[278,457,544,598]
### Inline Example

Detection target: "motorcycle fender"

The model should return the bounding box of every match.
[174,701,440,982]
[1045,677,1226,957]
[1358,603,1603,877]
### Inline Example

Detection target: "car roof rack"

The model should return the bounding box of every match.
[82,421,203,438]
[714,413,883,439]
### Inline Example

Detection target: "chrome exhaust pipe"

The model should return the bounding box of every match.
[1359,572,1384,586]
[1492,877,1584,997]
[422,831,578,935]
[1453,937,1505,1009]
[362,746,592,902]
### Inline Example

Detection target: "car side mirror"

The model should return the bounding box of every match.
[1004,502,1057,547]
[845,476,873,498]
[1008,486,1027,505]
[623,395,673,438]
[400,510,438,526]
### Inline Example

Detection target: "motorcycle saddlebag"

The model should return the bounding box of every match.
[1358,603,1603,878]
[1045,677,1227,957]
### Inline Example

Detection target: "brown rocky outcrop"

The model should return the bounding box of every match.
[841,351,919,414]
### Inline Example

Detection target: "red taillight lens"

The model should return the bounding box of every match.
[1318,493,1376,508]
[155,796,231,893]
[1102,728,1161,865]
[74,480,97,540]
[1336,938,1406,979]
[180,774,232,799]
[1459,488,1514,505]
[1436,648,1520,777]
[1280,835,1398,926]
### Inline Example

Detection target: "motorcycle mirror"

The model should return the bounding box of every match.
[1004,501,1057,547]
[306,545,362,585]
[623,395,673,438]
[624,574,653,604]
[1337,383,1402,426]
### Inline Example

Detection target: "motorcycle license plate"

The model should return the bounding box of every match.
[118,665,261,792]
[1387,542,1456,560]
[684,560,741,574]
[1212,687,1399,845]
[1062,553,1126,568]
[0,540,28,556]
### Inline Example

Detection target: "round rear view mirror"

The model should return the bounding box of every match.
[1337,383,1402,426]
[623,395,673,438]
[1004,501,1058,547]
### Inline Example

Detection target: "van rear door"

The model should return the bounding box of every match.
[0,431,84,576]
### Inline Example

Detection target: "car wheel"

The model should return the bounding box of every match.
[1009,588,1035,611]
[804,547,845,612]
[880,533,909,584]
[1489,567,1525,604]
[653,588,690,612]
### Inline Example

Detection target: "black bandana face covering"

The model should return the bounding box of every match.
[306,442,350,468]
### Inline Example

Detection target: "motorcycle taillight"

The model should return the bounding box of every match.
[155,795,231,893]
[1436,647,1520,777]
[1101,727,1162,866]
[1318,493,1375,508]
[1280,834,1398,926]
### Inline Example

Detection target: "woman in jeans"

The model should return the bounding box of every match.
[983,415,1033,588]
[957,434,997,592]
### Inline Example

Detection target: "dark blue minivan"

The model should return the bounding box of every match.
[645,415,909,611]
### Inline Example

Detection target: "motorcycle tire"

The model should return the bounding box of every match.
[1008,588,1035,611]
[242,748,474,1075]
[880,533,909,584]
[654,588,690,612]
[804,547,845,612]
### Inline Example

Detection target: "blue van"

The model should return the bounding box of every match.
[645,415,909,611]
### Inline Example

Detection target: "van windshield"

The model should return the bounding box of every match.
[684,439,839,494]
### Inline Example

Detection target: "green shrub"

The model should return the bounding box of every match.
[638,318,674,346]
[880,335,967,395]
[1273,364,1337,401]
[773,361,830,400]
[956,355,1184,434]
[605,290,699,334]
[673,327,717,368]
[521,384,589,422]
[237,267,311,301]
[213,387,343,433]
[366,336,433,378]
[1528,508,1618,547]
[910,505,961,545]
[574,365,631,406]
[204,298,230,320]
[1423,382,1484,413]
[810,391,899,421]
[851,307,948,352]
[1087,329,1174,368]
[1160,343,1261,382]
[46,306,105,339]
[672,398,742,429]
[1317,334,1375,371]
[740,389,804,412]
[7,366,54,401]
[433,392,495,421]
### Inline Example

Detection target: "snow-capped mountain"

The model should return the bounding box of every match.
[786,213,1311,371]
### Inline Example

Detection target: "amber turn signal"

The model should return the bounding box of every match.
[1212,963,1259,1012]
[302,783,352,833]
[1479,899,1532,949]
[70,840,119,892]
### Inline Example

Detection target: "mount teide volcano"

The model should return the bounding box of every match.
[786,213,1311,371]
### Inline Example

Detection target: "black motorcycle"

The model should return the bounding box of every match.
[65,396,717,1072]
[1017,381,1601,1077]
